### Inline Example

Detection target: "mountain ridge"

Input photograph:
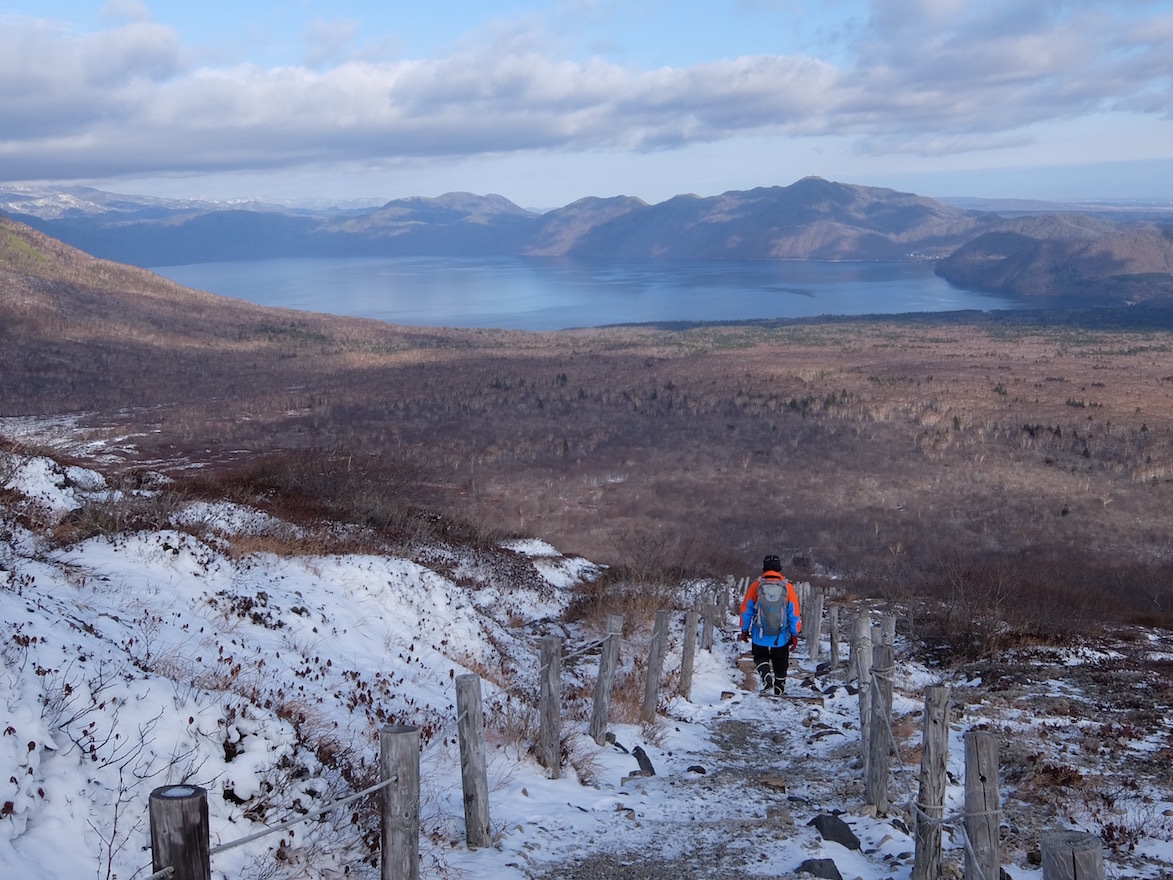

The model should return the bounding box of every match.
[4,177,1173,301]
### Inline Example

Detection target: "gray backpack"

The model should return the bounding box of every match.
[755,579,788,638]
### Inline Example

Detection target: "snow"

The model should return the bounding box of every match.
[1,451,1171,879]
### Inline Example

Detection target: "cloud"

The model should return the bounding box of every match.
[0,2,1170,185]
[0,18,182,139]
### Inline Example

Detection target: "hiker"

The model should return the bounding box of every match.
[739,554,801,695]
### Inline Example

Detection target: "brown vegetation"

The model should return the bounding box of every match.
[4,215,1173,646]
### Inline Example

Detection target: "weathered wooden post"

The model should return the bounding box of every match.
[589,614,624,746]
[149,785,211,880]
[679,608,699,699]
[642,610,669,722]
[964,730,1000,880]
[806,587,825,661]
[912,685,951,880]
[1040,831,1105,880]
[701,598,716,651]
[829,605,840,670]
[454,675,491,848]
[380,724,421,880]
[866,644,894,812]
[538,635,562,778]
[847,610,869,684]
[853,612,874,773]
[882,614,897,647]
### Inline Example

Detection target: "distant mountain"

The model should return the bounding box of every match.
[936,213,1173,301]
[531,179,984,260]
[4,177,1173,302]
[3,177,983,265]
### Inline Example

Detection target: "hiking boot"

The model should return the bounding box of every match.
[756,664,774,695]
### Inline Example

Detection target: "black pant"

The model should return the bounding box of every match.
[752,641,790,693]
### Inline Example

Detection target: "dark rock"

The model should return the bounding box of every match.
[795,857,844,880]
[686,765,706,774]
[808,813,861,850]
[632,745,656,776]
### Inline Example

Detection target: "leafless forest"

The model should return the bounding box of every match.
[4,216,1173,650]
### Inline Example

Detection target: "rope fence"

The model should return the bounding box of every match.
[138,589,1100,880]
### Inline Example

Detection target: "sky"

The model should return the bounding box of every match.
[4,437,1171,879]
[1,0,1172,208]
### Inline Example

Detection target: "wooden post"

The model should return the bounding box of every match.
[149,785,210,880]
[854,612,874,774]
[380,724,421,880]
[912,686,951,880]
[538,636,562,777]
[454,675,491,848]
[829,605,840,670]
[866,644,894,812]
[964,730,1000,880]
[642,610,669,722]
[679,609,699,699]
[883,614,897,647]
[847,610,869,685]
[589,614,623,746]
[701,600,716,651]
[806,588,825,661]
[1040,831,1105,880]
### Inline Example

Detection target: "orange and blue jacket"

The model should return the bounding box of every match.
[739,570,801,647]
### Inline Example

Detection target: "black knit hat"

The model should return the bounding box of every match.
[762,554,782,572]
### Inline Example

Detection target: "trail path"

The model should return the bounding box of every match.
[521,647,919,880]
[518,627,1173,880]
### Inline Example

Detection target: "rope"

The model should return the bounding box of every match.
[909,800,1002,880]
[868,664,912,786]
[564,636,607,662]
[421,708,468,757]
[535,635,609,679]
[209,773,399,855]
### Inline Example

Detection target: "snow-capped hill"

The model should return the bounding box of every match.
[0,451,609,878]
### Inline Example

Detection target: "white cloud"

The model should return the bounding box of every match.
[0,2,1170,192]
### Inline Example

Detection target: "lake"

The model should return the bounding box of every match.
[151,255,1028,331]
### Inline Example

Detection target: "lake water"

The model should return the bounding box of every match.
[152,255,1028,331]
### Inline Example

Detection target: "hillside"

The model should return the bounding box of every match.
[3,203,1173,878]
[2,445,1171,880]
[0,214,501,414]
[6,215,1173,618]
[936,213,1173,301]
